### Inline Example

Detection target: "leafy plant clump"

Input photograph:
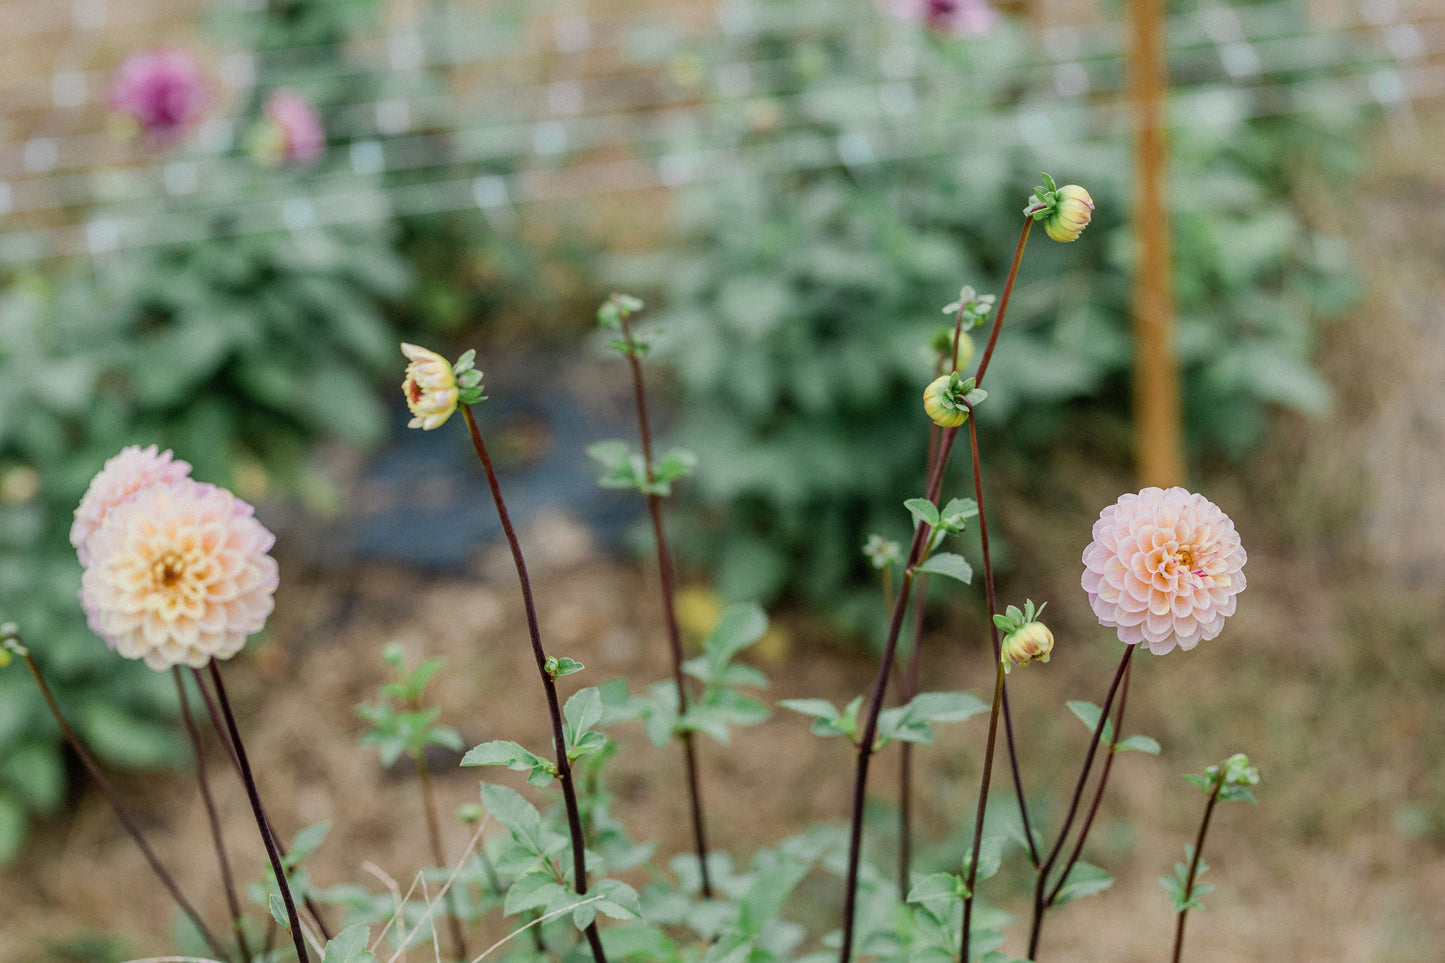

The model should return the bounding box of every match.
[613,0,1370,608]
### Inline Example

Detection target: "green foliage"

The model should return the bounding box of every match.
[357,644,464,768]
[588,440,699,498]
[0,0,421,856]
[1161,846,1214,913]
[321,924,378,963]
[615,0,1372,608]
[611,602,771,747]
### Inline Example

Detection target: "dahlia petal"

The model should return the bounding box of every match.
[1082,488,1245,655]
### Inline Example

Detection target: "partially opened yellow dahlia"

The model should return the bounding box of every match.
[79,478,278,670]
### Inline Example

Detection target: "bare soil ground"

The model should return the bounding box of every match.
[4,123,1445,962]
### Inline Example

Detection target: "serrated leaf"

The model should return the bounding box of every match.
[1052,861,1114,905]
[287,821,331,865]
[654,448,698,483]
[564,687,605,744]
[322,923,376,963]
[461,740,546,773]
[705,603,768,664]
[550,657,585,679]
[1116,734,1161,755]
[481,783,543,852]
[904,497,941,530]
[907,872,965,904]
[1066,700,1115,745]
[910,691,989,723]
[504,872,569,916]
[914,552,973,583]
[778,698,841,722]
[590,878,642,920]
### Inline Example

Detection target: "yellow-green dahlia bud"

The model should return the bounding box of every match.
[1044,185,1094,243]
[994,599,1052,673]
[1001,621,1054,673]
[923,374,968,427]
[401,343,460,430]
[923,372,986,428]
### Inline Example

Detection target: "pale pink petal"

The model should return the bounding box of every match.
[1081,487,1246,655]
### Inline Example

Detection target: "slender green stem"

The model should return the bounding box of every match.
[11,642,231,962]
[414,750,469,961]
[190,668,332,943]
[1026,645,1136,959]
[1046,657,1134,906]
[206,662,309,962]
[617,310,714,898]
[461,404,609,963]
[1171,771,1225,963]
[174,668,252,963]
[961,659,1006,960]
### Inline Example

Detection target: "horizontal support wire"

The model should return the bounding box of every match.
[0,0,1434,262]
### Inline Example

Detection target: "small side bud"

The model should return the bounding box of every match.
[0,623,24,666]
[923,372,987,428]
[994,600,1053,673]
[863,534,902,570]
[1024,174,1095,243]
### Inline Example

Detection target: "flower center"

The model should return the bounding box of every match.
[151,551,188,589]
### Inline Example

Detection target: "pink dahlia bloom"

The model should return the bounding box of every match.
[890,0,997,37]
[71,445,192,567]
[80,478,278,671]
[1081,487,1246,655]
[108,48,208,145]
[264,89,325,165]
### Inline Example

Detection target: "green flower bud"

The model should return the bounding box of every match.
[993,599,1052,673]
[1045,185,1094,242]
[923,372,987,428]
[1000,621,1054,673]
[1024,174,1095,243]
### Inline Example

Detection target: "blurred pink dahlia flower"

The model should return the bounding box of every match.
[108,48,208,145]
[262,89,325,165]
[890,0,997,37]
[1081,487,1246,655]
[71,445,192,567]
[80,478,278,671]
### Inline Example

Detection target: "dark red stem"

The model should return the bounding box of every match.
[618,310,714,898]
[462,405,609,963]
[1026,644,1137,959]
[207,662,310,963]
[17,649,230,962]
[174,668,252,963]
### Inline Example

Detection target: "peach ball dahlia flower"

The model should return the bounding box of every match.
[1081,487,1246,655]
[80,478,278,670]
[70,444,192,566]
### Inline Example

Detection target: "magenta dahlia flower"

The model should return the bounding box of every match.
[108,48,208,144]
[263,89,325,165]
[890,0,997,37]
[79,478,278,670]
[1081,487,1246,655]
[71,445,192,567]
